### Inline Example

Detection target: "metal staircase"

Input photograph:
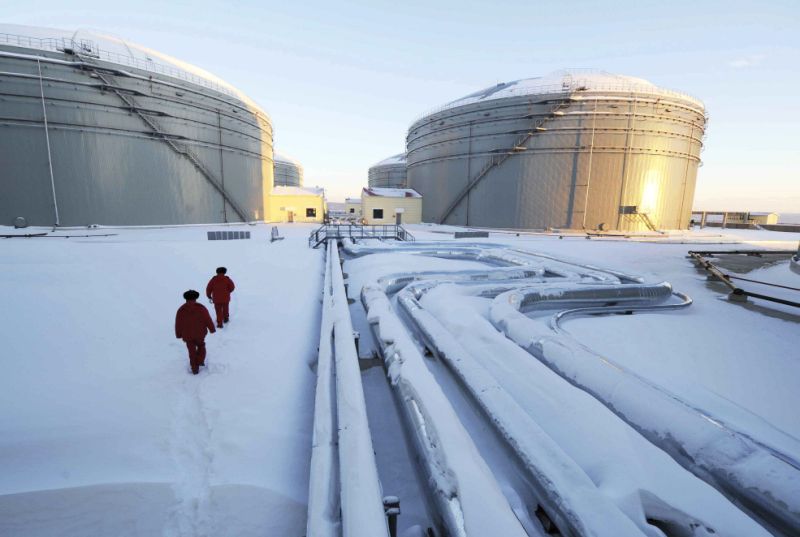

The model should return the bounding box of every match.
[638,212,659,232]
[76,58,249,222]
[438,96,574,225]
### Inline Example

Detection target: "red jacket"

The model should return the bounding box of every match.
[206,274,235,304]
[175,302,216,340]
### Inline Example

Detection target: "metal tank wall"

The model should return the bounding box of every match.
[406,76,706,231]
[273,153,303,187]
[368,153,407,188]
[0,36,273,227]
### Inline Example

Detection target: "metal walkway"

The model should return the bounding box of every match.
[308,224,414,248]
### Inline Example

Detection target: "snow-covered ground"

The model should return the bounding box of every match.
[0,223,323,537]
[2,222,798,536]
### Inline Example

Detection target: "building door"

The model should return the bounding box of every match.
[288,211,294,223]
[395,211,402,225]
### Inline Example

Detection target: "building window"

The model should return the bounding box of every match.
[373,208,384,219]
[349,208,355,214]
[306,208,316,218]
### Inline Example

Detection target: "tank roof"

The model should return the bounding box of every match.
[428,69,703,118]
[371,153,407,168]
[363,187,421,198]
[0,24,268,117]
[273,151,303,167]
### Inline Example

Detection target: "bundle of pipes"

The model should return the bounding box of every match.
[349,239,800,536]
[307,241,389,537]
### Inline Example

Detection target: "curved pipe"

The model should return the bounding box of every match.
[342,239,636,284]
[490,285,800,535]
[507,282,673,314]
[551,291,693,330]
[377,266,546,295]
[348,239,800,534]
[396,285,649,537]
[376,271,715,535]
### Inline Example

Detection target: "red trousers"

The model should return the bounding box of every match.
[213,302,230,327]
[184,338,207,374]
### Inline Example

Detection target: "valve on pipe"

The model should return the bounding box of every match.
[383,496,400,537]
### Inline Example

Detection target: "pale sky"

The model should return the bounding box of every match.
[4,0,799,212]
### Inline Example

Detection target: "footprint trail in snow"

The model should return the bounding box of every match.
[164,333,231,537]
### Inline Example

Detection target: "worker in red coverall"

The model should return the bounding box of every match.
[175,290,216,375]
[206,266,236,329]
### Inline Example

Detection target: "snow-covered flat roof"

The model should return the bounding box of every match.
[272,186,324,197]
[362,187,421,198]
[345,198,362,204]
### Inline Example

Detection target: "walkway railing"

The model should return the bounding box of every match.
[308,224,414,248]
[0,31,237,98]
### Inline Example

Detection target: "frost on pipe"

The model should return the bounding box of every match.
[361,284,529,537]
[306,241,389,537]
[393,274,720,536]
[396,285,647,537]
[377,266,546,295]
[342,239,628,284]
[490,284,800,536]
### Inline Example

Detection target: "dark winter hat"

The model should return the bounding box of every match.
[216,267,227,274]
[183,290,200,300]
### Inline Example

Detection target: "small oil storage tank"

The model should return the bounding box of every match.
[406,70,707,231]
[0,24,273,226]
[273,151,304,187]
[368,153,407,188]
[361,187,421,225]
[270,186,325,223]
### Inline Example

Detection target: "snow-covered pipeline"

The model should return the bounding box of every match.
[490,283,800,536]
[395,281,648,537]
[306,241,389,537]
[391,273,733,536]
[347,239,800,535]
[361,283,531,537]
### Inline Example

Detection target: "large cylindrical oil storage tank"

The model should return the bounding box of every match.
[406,70,707,231]
[0,25,273,227]
[273,151,304,186]
[368,153,407,188]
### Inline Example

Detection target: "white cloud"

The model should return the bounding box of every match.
[728,54,765,68]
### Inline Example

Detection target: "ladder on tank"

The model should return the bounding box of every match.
[627,211,663,233]
[638,212,659,232]
[437,95,576,225]
[72,55,249,222]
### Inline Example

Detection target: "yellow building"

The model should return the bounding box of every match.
[361,187,422,225]
[748,212,779,225]
[270,186,326,223]
[345,198,362,219]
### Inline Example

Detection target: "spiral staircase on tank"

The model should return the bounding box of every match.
[437,94,578,225]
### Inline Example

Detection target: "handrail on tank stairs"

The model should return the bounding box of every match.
[73,56,250,222]
[437,93,578,225]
